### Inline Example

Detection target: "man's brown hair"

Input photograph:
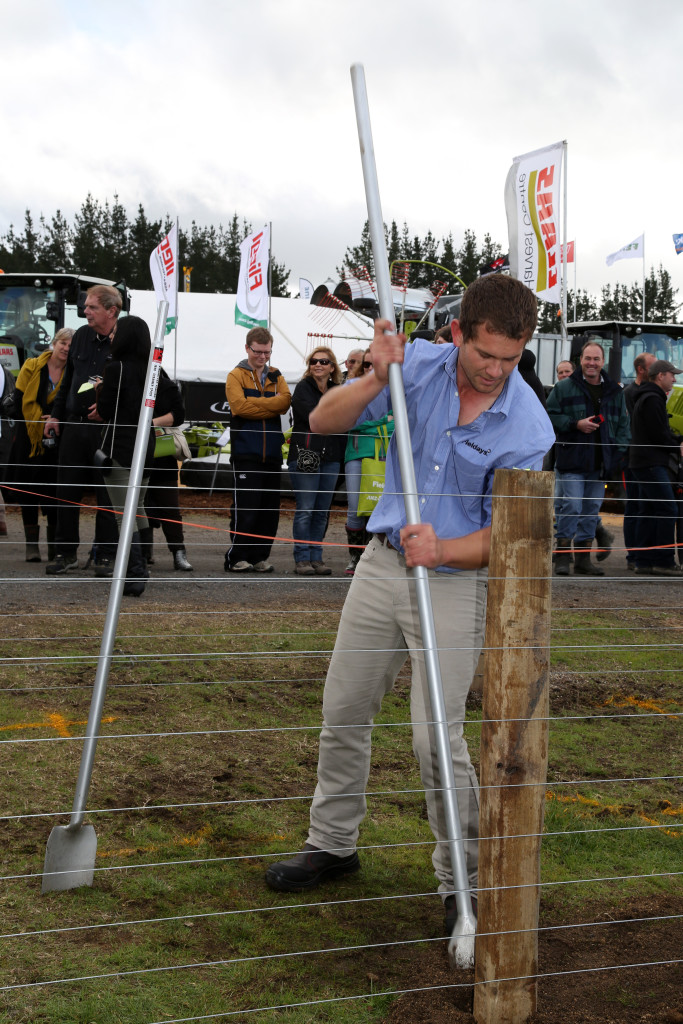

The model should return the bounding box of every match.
[246,327,273,348]
[86,285,122,313]
[459,274,537,343]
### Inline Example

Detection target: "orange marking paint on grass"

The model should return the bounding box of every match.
[604,694,678,719]
[0,714,117,736]
[545,790,679,836]
[97,824,213,859]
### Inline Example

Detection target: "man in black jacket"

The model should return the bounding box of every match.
[629,360,683,576]
[43,286,122,575]
[546,341,630,576]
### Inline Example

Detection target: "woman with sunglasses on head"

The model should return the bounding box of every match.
[288,347,345,575]
[342,348,394,575]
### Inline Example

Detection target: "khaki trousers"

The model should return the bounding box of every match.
[308,536,487,891]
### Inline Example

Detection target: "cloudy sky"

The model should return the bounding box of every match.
[2,0,682,303]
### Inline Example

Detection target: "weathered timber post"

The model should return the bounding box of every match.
[473,468,553,1024]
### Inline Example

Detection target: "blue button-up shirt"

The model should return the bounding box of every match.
[356,339,555,572]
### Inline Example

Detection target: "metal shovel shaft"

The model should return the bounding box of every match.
[68,301,168,829]
[350,64,474,935]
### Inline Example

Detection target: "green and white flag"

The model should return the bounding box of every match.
[235,226,270,329]
[149,222,178,334]
[606,234,644,267]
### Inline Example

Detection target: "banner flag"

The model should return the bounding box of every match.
[605,234,644,267]
[560,241,575,264]
[149,223,179,335]
[504,141,564,302]
[235,226,270,329]
[673,233,683,255]
[299,277,314,300]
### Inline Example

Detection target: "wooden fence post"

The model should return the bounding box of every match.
[473,468,554,1024]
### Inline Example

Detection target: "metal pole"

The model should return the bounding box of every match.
[643,234,646,322]
[561,141,568,344]
[68,301,168,828]
[350,63,475,969]
[174,217,179,381]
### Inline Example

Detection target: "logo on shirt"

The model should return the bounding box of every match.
[463,438,492,457]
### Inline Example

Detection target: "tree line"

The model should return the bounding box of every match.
[1,197,679,327]
[0,195,290,296]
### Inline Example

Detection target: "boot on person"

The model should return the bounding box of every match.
[595,523,614,563]
[123,532,150,597]
[172,547,193,571]
[344,527,366,576]
[139,526,155,565]
[25,524,41,562]
[554,537,572,576]
[574,550,605,576]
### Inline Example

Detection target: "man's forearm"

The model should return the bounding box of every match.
[400,523,491,570]
[309,374,386,435]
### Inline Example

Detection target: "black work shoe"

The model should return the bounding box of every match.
[95,558,114,578]
[45,553,78,575]
[444,893,478,935]
[265,843,360,892]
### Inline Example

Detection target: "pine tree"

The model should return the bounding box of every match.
[72,194,105,274]
[129,205,163,288]
[456,229,480,285]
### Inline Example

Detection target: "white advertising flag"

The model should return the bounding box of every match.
[235,226,270,329]
[149,222,179,334]
[605,234,644,267]
[299,278,314,301]
[504,141,564,303]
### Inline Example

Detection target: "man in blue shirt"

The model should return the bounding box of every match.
[265,275,555,936]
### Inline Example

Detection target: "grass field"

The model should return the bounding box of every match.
[0,601,681,1023]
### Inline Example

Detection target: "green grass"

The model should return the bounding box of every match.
[0,604,680,1022]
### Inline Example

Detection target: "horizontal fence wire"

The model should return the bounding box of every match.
[1,479,681,1022]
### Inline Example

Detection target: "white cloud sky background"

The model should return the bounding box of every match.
[2,0,682,304]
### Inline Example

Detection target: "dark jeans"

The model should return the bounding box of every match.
[288,460,340,563]
[145,456,185,551]
[631,465,677,568]
[225,458,281,568]
[54,419,118,559]
[622,467,641,565]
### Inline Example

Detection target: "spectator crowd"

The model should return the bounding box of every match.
[1,285,681,584]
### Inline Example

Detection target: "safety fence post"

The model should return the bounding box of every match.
[474,467,554,1023]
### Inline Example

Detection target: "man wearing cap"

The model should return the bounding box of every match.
[622,352,657,568]
[629,359,683,576]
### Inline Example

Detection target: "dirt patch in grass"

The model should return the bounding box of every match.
[386,893,683,1024]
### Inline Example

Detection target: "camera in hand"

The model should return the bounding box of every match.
[43,429,58,449]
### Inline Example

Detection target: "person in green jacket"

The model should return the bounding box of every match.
[342,348,394,575]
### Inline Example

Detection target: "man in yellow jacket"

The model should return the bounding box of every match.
[224,327,291,572]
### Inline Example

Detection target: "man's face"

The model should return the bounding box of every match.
[636,353,656,381]
[246,339,272,372]
[580,344,604,384]
[453,321,527,397]
[346,354,360,372]
[85,296,117,336]
[556,361,573,381]
[655,370,677,395]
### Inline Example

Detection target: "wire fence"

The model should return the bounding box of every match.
[0,475,681,1022]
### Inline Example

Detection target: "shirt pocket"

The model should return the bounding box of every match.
[452,443,492,526]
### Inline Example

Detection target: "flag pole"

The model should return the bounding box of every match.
[642,232,646,322]
[174,216,179,381]
[573,240,577,322]
[268,221,273,330]
[561,140,568,343]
